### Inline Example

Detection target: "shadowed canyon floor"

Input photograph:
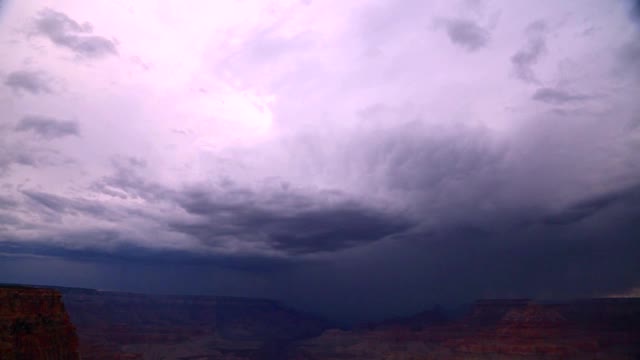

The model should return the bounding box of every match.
[2,285,640,359]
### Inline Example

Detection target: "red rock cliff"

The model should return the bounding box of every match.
[0,285,80,360]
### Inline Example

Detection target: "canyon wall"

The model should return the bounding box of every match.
[0,285,79,360]
[5,284,637,359]
[50,286,329,359]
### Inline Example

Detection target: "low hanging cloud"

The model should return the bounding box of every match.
[32,8,117,59]
[4,70,53,95]
[15,115,79,139]
[441,18,490,51]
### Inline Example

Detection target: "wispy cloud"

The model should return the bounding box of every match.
[441,18,490,51]
[511,21,547,84]
[4,70,53,95]
[532,87,593,104]
[15,115,79,139]
[32,8,117,58]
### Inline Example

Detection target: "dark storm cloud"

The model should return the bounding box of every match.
[5,164,640,324]
[511,21,547,84]
[463,185,640,298]
[32,8,117,58]
[4,70,53,95]
[344,105,507,225]
[6,182,640,324]
[3,94,639,323]
[88,156,414,255]
[2,1,640,325]
[172,185,412,255]
[442,18,490,51]
[274,184,640,323]
[0,230,128,262]
[0,228,298,273]
[630,0,640,23]
[15,115,79,139]
[532,87,592,105]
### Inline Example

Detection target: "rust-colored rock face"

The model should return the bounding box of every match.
[0,285,80,360]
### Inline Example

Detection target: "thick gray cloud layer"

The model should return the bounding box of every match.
[32,8,117,58]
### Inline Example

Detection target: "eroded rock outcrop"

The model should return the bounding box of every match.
[0,285,79,360]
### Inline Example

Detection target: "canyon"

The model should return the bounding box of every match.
[2,284,639,359]
[50,286,329,359]
[0,285,79,360]
[291,298,640,359]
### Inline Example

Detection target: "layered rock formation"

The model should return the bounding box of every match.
[6,284,637,359]
[0,285,79,360]
[291,298,640,359]
[49,286,329,359]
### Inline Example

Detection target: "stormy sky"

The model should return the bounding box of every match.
[1,0,640,323]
